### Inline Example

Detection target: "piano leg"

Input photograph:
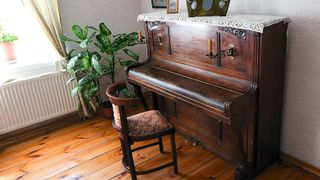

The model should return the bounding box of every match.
[152,92,159,110]
[234,161,254,180]
[133,84,149,111]
[231,122,254,180]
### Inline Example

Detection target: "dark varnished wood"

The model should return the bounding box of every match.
[127,20,288,179]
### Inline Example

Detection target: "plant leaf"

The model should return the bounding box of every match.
[72,25,87,40]
[83,86,98,102]
[71,87,79,97]
[91,55,102,75]
[78,75,94,86]
[119,59,137,67]
[80,39,89,49]
[59,35,80,43]
[66,77,77,85]
[96,34,112,53]
[67,55,80,72]
[121,88,136,98]
[112,33,128,50]
[123,48,139,61]
[99,23,111,36]
[81,55,91,71]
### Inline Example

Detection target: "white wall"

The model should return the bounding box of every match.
[59,0,145,101]
[141,0,320,168]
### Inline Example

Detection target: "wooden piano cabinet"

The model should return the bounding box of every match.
[127,13,289,179]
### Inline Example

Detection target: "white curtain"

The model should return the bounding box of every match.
[23,0,66,69]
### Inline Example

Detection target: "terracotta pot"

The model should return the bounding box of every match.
[0,42,17,63]
[102,101,113,118]
[103,107,113,118]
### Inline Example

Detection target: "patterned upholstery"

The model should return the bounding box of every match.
[127,110,172,137]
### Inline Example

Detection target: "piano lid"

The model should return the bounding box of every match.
[137,11,290,33]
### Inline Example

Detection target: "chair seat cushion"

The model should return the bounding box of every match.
[127,110,172,137]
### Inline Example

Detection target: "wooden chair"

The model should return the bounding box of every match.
[106,81,178,180]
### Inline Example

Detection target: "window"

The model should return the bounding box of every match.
[0,0,59,84]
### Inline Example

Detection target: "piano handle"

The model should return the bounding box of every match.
[206,52,218,59]
[206,44,236,59]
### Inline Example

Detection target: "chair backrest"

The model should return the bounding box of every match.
[106,82,141,134]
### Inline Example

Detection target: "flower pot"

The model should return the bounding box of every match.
[0,42,17,64]
[102,101,113,118]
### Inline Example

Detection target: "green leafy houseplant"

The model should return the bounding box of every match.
[60,23,144,118]
[0,34,18,43]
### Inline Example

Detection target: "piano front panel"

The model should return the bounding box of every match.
[169,23,219,68]
[146,22,257,82]
[148,22,171,58]
[220,31,255,80]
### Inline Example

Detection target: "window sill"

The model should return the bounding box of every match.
[0,59,57,85]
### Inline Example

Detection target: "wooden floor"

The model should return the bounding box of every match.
[0,116,319,180]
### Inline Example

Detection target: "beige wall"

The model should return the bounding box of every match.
[141,0,320,168]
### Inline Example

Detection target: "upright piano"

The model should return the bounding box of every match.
[126,12,290,179]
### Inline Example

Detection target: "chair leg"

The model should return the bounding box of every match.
[120,139,129,167]
[158,137,164,153]
[170,132,179,175]
[124,141,137,180]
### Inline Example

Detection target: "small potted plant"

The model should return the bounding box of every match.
[60,23,144,118]
[0,25,18,63]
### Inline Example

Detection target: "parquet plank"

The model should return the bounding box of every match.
[255,162,295,180]
[49,136,167,179]
[112,139,217,180]
[87,134,185,180]
[0,120,111,173]
[182,157,234,180]
[0,118,108,155]
[286,168,320,180]
[19,132,119,179]
[0,118,110,164]
[216,168,234,180]
[0,124,116,179]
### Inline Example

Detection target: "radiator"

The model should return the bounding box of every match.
[0,72,78,134]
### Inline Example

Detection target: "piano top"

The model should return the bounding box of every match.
[138,11,290,33]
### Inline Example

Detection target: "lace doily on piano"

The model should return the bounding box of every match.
[138,11,290,33]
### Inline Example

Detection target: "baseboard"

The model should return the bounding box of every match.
[280,152,320,176]
[0,111,81,149]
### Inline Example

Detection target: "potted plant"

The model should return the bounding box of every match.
[93,23,144,117]
[60,23,144,118]
[0,25,18,63]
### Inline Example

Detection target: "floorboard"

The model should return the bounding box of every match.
[0,116,318,180]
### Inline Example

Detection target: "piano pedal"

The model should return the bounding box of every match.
[184,137,200,146]
[191,137,201,146]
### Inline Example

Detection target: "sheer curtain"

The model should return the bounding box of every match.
[23,0,66,69]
